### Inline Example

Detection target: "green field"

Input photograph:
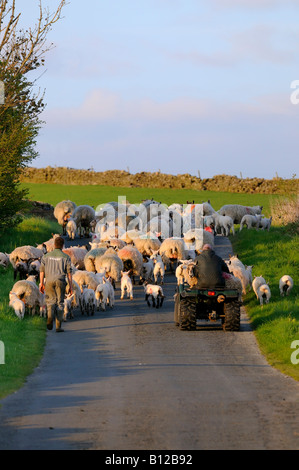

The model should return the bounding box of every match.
[0,184,298,400]
[22,182,278,216]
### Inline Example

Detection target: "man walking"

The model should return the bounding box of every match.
[39,236,72,332]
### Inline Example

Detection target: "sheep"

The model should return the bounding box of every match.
[252,276,267,299]
[63,246,88,270]
[65,279,82,314]
[54,200,77,235]
[175,259,196,285]
[117,245,143,282]
[0,252,10,268]
[210,213,235,236]
[239,214,263,231]
[13,260,28,280]
[226,255,249,295]
[66,217,77,240]
[133,235,161,257]
[256,283,271,306]
[9,292,25,319]
[120,271,134,300]
[36,234,60,253]
[10,279,45,316]
[218,204,263,224]
[159,237,188,272]
[259,216,272,231]
[143,282,165,308]
[72,270,99,293]
[222,272,243,301]
[279,275,294,296]
[84,247,108,272]
[28,259,41,279]
[72,205,96,238]
[63,293,75,320]
[81,287,96,315]
[140,257,154,283]
[94,249,124,283]
[95,279,115,310]
[9,245,44,268]
[150,251,165,284]
[183,229,214,253]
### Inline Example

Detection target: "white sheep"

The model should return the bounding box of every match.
[133,235,161,257]
[120,271,134,300]
[259,216,272,231]
[150,251,165,284]
[0,252,10,268]
[183,229,214,253]
[95,280,114,310]
[94,249,124,283]
[239,214,263,231]
[72,270,99,293]
[66,218,77,240]
[84,247,108,272]
[117,245,143,281]
[10,279,45,316]
[54,200,77,235]
[218,204,263,224]
[63,246,88,270]
[63,293,75,320]
[252,276,267,299]
[256,283,271,306]
[222,272,243,301]
[175,259,196,285]
[72,205,96,238]
[279,275,294,296]
[144,282,165,308]
[140,257,154,283]
[82,287,96,315]
[9,292,25,319]
[212,213,235,236]
[159,237,188,272]
[226,255,249,295]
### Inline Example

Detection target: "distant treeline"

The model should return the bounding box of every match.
[20,166,299,195]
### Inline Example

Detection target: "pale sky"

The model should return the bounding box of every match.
[19,0,299,179]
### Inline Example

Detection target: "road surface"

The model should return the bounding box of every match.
[0,236,298,450]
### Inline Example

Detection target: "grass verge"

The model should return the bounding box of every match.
[0,217,60,400]
[230,225,299,380]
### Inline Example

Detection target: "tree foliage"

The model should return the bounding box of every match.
[0,0,66,229]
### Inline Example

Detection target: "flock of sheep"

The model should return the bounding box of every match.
[0,198,294,321]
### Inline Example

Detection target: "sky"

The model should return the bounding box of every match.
[16,0,299,179]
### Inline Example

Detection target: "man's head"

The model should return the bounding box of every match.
[54,236,65,250]
[202,244,212,251]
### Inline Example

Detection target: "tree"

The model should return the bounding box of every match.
[0,0,67,229]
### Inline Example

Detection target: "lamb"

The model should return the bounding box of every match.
[259,216,272,231]
[63,293,75,320]
[65,279,82,314]
[28,259,41,279]
[150,251,165,284]
[256,283,271,306]
[279,275,294,296]
[143,282,165,308]
[0,252,10,268]
[226,255,250,295]
[81,287,96,315]
[210,213,235,236]
[252,276,267,299]
[72,205,96,238]
[140,257,154,283]
[10,279,45,316]
[120,271,134,300]
[66,217,77,240]
[54,200,77,235]
[9,292,25,319]
[218,204,263,224]
[239,214,263,231]
[72,270,99,293]
[95,279,115,310]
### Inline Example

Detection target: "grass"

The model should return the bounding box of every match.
[0,186,298,401]
[0,216,61,399]
[22,182,278,217]
[230,226,299,380]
